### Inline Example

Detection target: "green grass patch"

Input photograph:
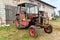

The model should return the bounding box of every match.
[20,33,36,40]
[0,37,7,40]
[0,26,10,31]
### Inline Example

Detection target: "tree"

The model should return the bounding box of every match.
[58,10,60,17]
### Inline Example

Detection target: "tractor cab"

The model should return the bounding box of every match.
[16,3,38,28]
[17,3,38,19]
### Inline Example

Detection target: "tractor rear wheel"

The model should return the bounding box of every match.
[29,25,38,37]
[44,25,53,34]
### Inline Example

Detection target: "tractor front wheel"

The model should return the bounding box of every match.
[29,25,38,37]
[44,25,53,34]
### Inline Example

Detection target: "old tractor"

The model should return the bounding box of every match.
[15,3,53,37]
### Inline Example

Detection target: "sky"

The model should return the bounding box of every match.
[42,0,60,15]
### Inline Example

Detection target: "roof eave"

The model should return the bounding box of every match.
[37,0,56,8]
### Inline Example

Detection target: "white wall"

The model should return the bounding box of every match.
[0,2,6,26]
[20,0,29,3]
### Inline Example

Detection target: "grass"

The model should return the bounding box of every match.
[0,37,7,40]
[0,26,10,31]
[50,19,60,22]
[0,19,60,40]
[49,19,60,31]
[0,24,36,40]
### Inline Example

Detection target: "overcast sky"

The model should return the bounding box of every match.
[42,0,60,15]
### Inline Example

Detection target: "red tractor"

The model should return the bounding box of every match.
[15,3,53,37]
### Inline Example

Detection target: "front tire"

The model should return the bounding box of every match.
[29,25,38,37]
[44,25,53,34]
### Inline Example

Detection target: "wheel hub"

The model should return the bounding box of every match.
[29,28,35,37]
[46,27,51,32]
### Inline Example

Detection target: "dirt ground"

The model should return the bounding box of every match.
[36,21,60,40]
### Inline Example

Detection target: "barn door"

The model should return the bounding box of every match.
[5,5,17,24]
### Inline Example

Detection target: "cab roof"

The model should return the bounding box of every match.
[18,3,38,6]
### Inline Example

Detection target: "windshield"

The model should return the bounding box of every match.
[26,4,38,14]
[17,3,38,14]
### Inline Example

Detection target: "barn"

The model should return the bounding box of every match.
[0,0,56,26]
